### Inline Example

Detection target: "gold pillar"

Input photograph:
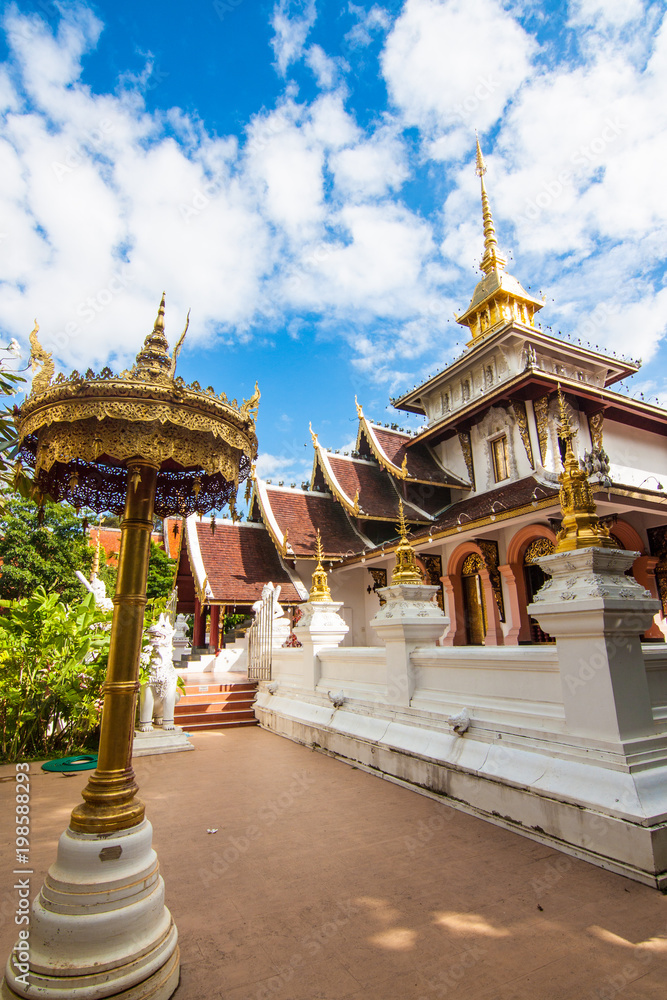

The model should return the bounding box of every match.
[70,460,158,835]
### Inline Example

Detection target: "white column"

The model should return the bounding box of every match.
[370,583,449,707]
[529,547,659,744]
[293,601,349,690]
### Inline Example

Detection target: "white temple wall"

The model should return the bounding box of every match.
[432,437,470,488]
[603,419,667,489]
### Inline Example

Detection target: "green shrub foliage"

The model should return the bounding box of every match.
[0,587,113,762]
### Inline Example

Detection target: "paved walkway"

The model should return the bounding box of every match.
[1,728,666,999]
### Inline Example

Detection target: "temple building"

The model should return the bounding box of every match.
[178,139,667,650]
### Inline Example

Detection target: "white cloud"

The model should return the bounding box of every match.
[270,0,317,76]
[305,45,347,90]
[568,0,645,29]
[331,126,408,199]
[346,4,392,47]
[381,0,536,157]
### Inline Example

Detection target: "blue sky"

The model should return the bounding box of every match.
[1,0,666,488]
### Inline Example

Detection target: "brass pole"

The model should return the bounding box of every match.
[71,460,159,835]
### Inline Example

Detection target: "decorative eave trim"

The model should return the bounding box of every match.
[361,417,469,489]
[337,494,560,568]
[253,479,294,557]
[393,327,640,413]
[316,446,431,523]
[185,514,213,605]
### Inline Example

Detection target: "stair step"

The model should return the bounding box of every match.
[177,710,257,726]
[176,702,255,716]
[178,692,256,707]
[182,683,256,695]
[183,719,259,731]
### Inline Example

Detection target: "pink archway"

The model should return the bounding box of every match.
[611,520,662,640]
[441,542,503,646]
[502,524,558,644]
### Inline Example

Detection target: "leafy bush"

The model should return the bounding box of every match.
[0,587,112,762]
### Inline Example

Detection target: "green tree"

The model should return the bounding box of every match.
[0,497,95,604]
[146,541,176,601]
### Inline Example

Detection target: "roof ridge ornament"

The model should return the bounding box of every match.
[553,385,615,552]
[309,529,333,601]
[391,499,423,585]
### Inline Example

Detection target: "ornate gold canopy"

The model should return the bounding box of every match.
[17,295,259,516]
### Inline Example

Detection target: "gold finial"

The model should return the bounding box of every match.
[554,385,615,553]
[309,529,332,602]
[309,421,318,447]
[391,499,423,585]
[134,293,172,378]
[355,395,363,419]
[29,320,55,395]
[475,135,507,277]
[281,528,290,559]
[400,453,408,479]
[353,489,360,517]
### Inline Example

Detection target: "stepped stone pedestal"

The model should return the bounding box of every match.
[371,583,449,706]
[1,821,179,1000]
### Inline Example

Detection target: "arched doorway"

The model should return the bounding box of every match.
[462,553,487,645]
[523,539,555,643]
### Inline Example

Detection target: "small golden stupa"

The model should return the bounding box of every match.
[554,386,615,553]
[391,500,423,585]
[309,529,333,601]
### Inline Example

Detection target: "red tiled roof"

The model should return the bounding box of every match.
[410,476,559,540]
[323,453,430,522]
[368,423,468,488]
[194,522,302,605]
[261,487,367,558]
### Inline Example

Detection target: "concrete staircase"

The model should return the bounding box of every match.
[174,677,258,732]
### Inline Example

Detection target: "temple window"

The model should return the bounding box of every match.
[491,435,510,482]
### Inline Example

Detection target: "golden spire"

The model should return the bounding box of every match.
[309,529,333,602]
[400,453,409,479]
[391,499,423,585]
[475,134,506,276]
[309,421,318,447]
[135,293,172,379]
[554,386,615,553]
[355,395,363,419]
